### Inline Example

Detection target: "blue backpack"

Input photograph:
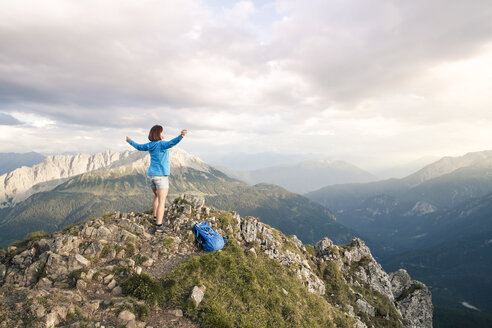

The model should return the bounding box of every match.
[193,222,226,251]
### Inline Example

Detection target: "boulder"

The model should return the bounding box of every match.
[190,285,206,307]
[315,237,333,257]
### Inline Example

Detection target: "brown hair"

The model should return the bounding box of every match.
[148,125,163,141]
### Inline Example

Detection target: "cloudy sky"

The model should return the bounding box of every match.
[1,0,492,174]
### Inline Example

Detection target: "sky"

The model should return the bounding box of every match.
[1,0,492,173]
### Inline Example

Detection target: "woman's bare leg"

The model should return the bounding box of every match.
[152,188,158,218]
[155,188,169,225]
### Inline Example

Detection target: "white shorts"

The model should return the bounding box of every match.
[147,175,169,189]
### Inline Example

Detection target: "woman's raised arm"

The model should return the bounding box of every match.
[126,137,149,151]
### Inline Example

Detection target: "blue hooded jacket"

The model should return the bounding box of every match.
[128,135,183,176]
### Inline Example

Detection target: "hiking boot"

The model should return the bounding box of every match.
[155,225,171,233]
[148,216,157,225]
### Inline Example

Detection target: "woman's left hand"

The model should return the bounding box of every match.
[181,130,187,137]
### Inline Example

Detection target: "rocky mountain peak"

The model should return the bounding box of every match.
[0,195,433,327]
[405,149,492,186]
[0,147,208,208]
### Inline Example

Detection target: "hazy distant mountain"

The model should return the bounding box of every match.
[305,149,492,326]
[404,150,492,187]
[0,148,354,248]
[0,152,45,175]
[372,156,439,179]
[218,159,376,194]
[204,152,319,170]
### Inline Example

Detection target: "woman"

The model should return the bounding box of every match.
[126,125,187,233]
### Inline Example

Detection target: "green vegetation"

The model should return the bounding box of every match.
[99,244,111,258]
[160,240,353,328]
[117,301,150,321]
[134,254,149,266]
[122,273,165,306]
[125,242,135,257]
[9,230,49,248]
[304,244,315,257]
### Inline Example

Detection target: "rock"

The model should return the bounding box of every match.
[107,279,117,290]
[83,300,100,314]
[390,270,433,328]
[355,318,368,328]
[0,264,5,278]
[247,248,257,257]
[45,306,68,327]
[103,274,114,284]
[282,288,289,296]
[169,309,183,317]
[118,310,136,324]
[74,254,90,267]
[290,235,303,249]
[389,269,412,299]
[142,258,154,267]
[30,302,46,318]
[112,286,123,296]
[76,279,87,290]
[135,266,142,275]
[183,204,192,215]
[315,237,333,257]
[356,298,376,316]
[190,285,206,307]
[37,277,52,289]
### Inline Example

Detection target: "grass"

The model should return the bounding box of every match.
[159,240,353,328]
[122,273,165,306]
[9,230,49,248]
[117,302,150,321]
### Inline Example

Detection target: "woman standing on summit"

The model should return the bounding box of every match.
[126,125,187,232]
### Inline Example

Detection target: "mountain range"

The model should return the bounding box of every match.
[217,158,376,194]
[0,194,433,327]
[0,152,45,175]
[305,150,492,327]
[0,148,354,250]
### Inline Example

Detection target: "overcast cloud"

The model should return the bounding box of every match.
[1,0,492,173]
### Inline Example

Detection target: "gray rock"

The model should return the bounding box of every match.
[118,310,136,324]
[74,254,90,267]
[0,264,6,278]
[107,279,117,290]
[315,237,333,257]
[45,306,68,327]
[190,285,206,307]
[390,270,433,328]
[103,274,114,284]
[169,309,183,317]
[247,248,257,257]
[112,286,123,296]
[356,298,376,316]
[76,279,87,290]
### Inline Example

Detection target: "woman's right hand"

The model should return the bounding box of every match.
[181,130,187,137]
[126,136,131,142]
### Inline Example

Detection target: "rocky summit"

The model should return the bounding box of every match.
[0,195,432,328]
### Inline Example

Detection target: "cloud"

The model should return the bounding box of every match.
[0,0,492,171]
[0,112,22,125]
